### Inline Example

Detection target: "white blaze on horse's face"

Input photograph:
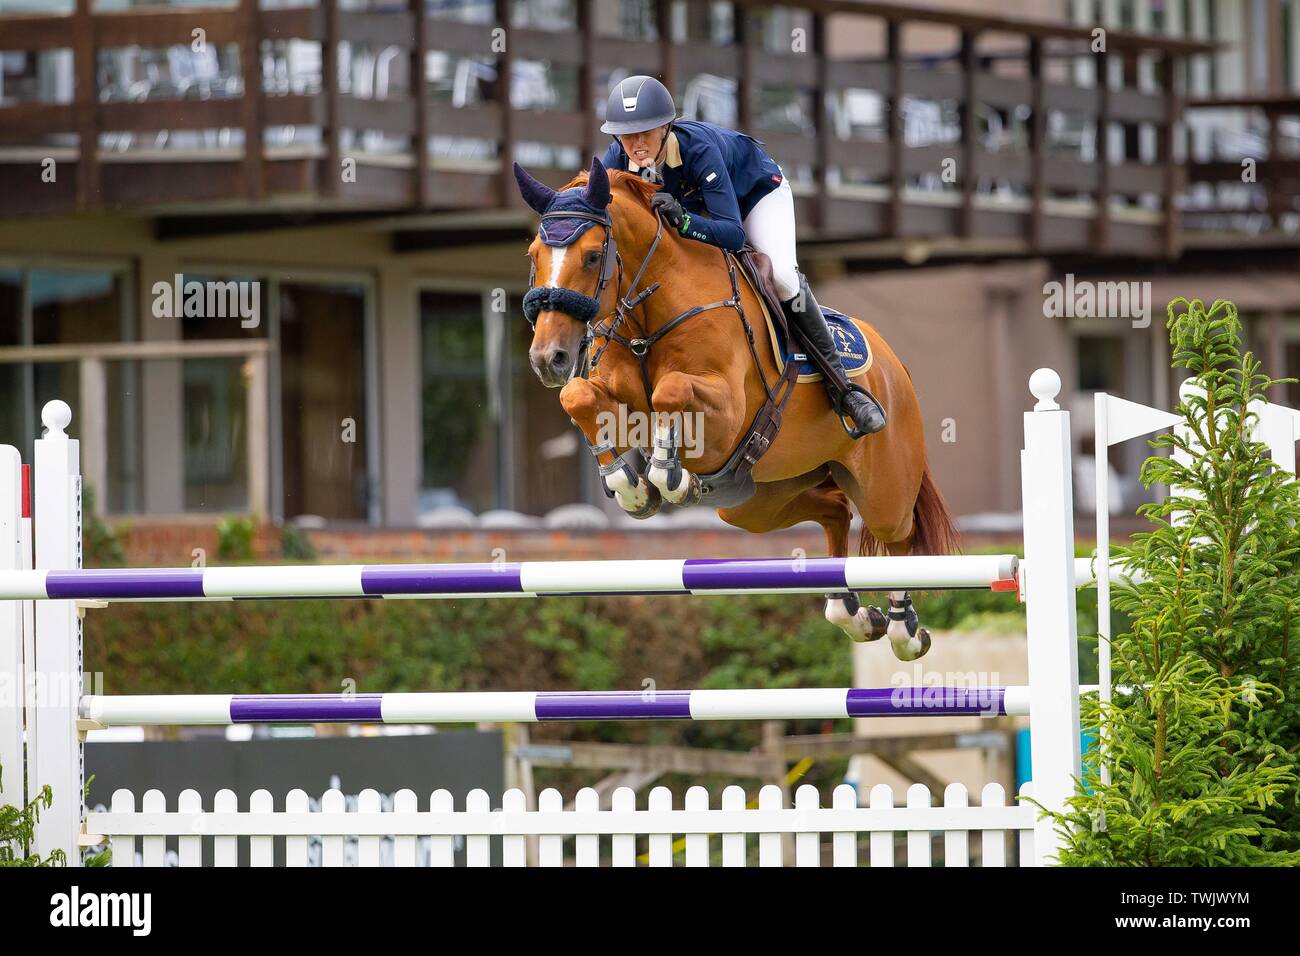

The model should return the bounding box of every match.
[526,231,609,389]
[546,244,568,289]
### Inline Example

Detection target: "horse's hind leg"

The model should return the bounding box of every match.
[719,472,883,644]
[799,480,889,644]
[828,457,941,661]
[869,541,932,662]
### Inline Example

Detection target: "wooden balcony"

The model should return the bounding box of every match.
[1183,94,1300,247]
[0,0,1211,258]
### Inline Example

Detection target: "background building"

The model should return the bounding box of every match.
[0,0,1293,548]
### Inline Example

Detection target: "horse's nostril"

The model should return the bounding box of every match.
[551,349,569,370]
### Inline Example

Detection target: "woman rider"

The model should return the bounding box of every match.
[599,75,886,437]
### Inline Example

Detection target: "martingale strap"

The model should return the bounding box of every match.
[696,350,802,496]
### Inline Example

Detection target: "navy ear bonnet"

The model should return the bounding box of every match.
[516,158,616,329]
[537,188,609,246]
[513,157,613,244]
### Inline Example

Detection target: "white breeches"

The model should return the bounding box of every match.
[741,167,801,301]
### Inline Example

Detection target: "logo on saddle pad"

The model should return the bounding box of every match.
[832,325,856,355]
[765,306,870,380]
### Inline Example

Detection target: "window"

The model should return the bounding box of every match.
[420,290,494,514]
[179,274,267,513]
[0,263,137,511]
[178,272,372,522]
[419,287,585,518]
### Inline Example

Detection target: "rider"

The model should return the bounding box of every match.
[598,74,886,437]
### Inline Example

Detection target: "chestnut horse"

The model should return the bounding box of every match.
[516,158,956,659]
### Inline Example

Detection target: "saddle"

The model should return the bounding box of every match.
[685,245,869,507]
[734,246,791,344]
[734,246,871,382]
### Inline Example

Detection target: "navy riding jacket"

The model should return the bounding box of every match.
[600,119,784,252]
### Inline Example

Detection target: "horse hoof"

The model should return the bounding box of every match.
[625,480,662,519]
[890,627,932,661]
[846,607,885,643]
[649,466,701,506]
[866,605,889,640]
[825,597,882,642]
[679,473,702,506]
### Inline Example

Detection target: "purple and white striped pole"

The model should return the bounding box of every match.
[80,685,1031,726]
[0,554,1019,602]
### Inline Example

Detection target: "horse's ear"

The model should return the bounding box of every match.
[513,161,555,214]
[584,156,611,209]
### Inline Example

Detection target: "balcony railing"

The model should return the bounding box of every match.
[1183,94,1300,243]
[0,0,1211,257]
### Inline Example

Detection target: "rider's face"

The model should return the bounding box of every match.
[618,124,669,166]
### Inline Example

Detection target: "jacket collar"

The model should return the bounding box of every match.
[627,130,682,173]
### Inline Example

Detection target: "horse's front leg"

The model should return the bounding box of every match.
[647,370,741,506]
[560,377,661,519]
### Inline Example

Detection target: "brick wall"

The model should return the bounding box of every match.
[106,520,1085,567]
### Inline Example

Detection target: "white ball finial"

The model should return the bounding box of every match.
[42,400,72,436]
[1029,368,1061,410]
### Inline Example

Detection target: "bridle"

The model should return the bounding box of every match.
[522,189,801,506]
[524,203,754,411]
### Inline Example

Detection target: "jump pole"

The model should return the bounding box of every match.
[81,686,1041,726]
[0,554,1020,602]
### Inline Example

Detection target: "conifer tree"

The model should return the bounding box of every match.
[1053,298,1300,866]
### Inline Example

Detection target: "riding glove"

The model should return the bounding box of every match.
[651,191,688,232]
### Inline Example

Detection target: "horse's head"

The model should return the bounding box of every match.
[515,158,656,387]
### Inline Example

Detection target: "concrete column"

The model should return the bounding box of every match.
[986,283,1019,512]
[1215,0,1247,95]
[137,252,184,514]
[1263,310,1286,386]
[1189,0,1212,96]
[377,261,421,525]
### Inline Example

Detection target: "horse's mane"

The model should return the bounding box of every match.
[559,168,659,211]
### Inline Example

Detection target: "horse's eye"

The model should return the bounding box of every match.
[585,250,601,268]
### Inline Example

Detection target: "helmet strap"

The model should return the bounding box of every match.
[653,125,670,166]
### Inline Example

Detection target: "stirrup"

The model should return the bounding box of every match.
[836,385,886,439]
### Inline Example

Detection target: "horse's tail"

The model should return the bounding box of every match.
[909,462,959,556]
[857,461,960,558]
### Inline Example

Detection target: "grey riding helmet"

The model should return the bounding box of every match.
[600,75,678,135]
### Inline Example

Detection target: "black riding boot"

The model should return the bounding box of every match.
[782,274,886,437]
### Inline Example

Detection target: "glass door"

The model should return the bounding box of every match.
[277,280,371,522]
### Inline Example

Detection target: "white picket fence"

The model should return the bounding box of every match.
[90,782,1037,867]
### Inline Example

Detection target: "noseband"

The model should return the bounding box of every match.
[522,209,620,328]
